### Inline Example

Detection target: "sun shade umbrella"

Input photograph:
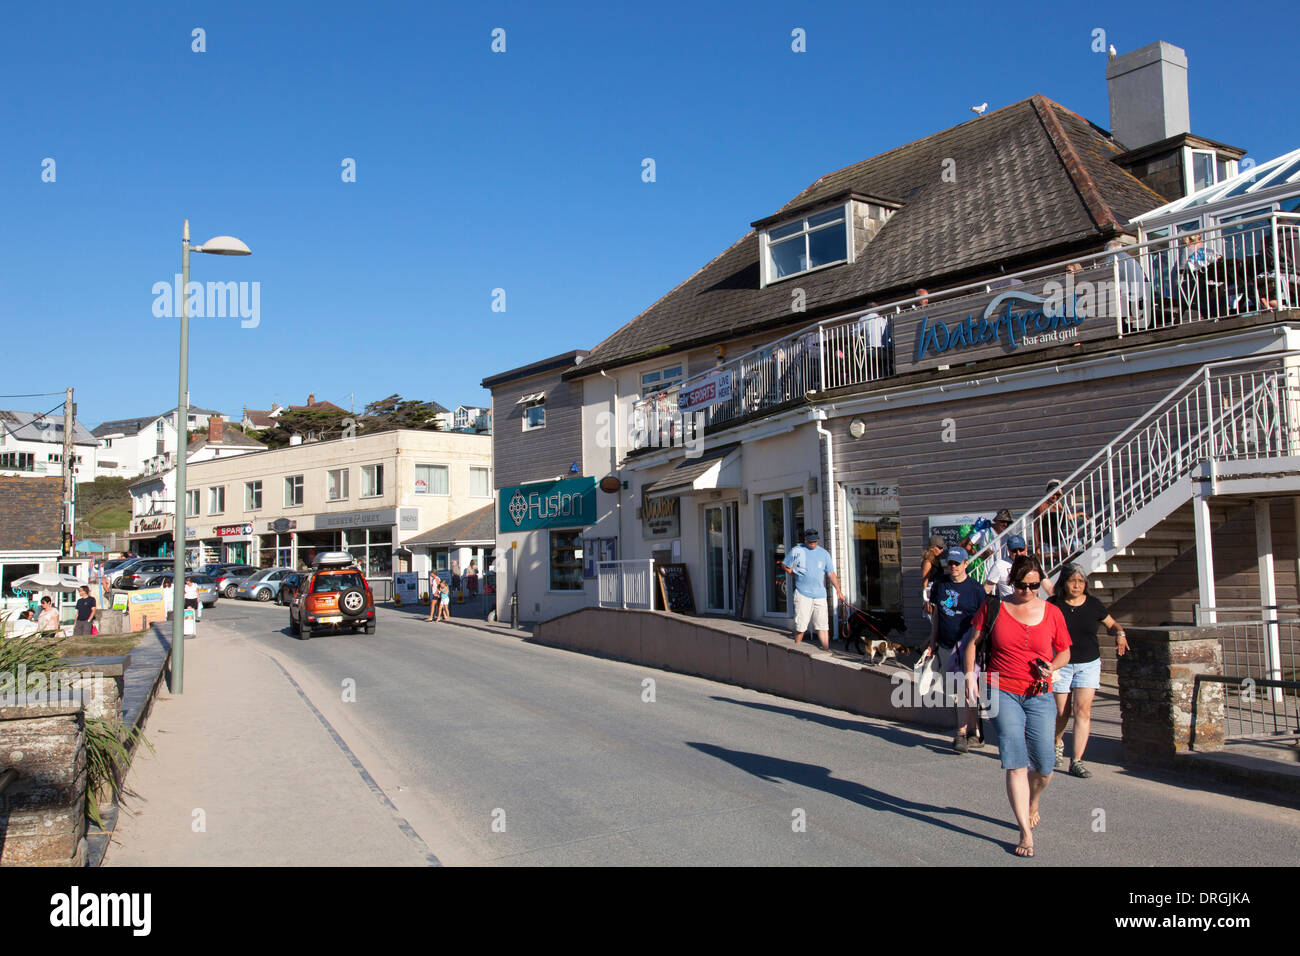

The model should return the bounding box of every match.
[11,572,84,592]
[75,540,106,552]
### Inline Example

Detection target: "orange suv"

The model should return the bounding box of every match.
[289,552,376,639]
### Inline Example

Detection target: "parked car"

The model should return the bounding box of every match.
[104,557,147,589]
[213,565,261,598]
[140,572,219,607]
[289,552,375,639]
[117,558,187,590]
[235,567,296,602]
[276,573,304,606]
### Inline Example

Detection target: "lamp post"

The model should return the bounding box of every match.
[171,219,251,693]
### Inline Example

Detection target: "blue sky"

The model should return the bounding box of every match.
[0,0,1290,427]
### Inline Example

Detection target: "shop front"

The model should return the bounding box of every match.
[127,513,174,558]
[496,476,599,622]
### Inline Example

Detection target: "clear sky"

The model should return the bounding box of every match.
[0,0,1290,427]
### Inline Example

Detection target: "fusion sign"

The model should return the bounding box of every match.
[499,476,597,532]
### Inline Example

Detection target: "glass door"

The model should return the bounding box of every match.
[762,495,804,616]
[705,502,738,613]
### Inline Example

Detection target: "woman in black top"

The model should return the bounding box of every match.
[1049,564,1126,778]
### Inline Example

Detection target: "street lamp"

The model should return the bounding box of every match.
[171,219,251,693]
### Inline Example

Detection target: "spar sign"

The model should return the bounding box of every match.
[676,370,733,413]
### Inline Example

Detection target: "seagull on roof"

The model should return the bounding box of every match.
[970,102,987,116]
[1108,44,1117,58]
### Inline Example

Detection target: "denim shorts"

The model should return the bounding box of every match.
[991,689,1057,774]
[1052,658,1101,693]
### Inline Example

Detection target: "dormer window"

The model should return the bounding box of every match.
[1185,147,1237,194]
[763,204,849,284]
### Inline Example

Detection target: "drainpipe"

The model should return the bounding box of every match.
[812,407,838,619]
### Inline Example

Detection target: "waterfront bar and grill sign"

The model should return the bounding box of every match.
[677,370,733,413]
[499,476,598,532]
[642,493,681,539]
[894,265,1119,374]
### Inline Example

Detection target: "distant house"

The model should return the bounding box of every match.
[241,404,280,430]
[0,409,100,480]
[0,476,63,597]
[92,405,227,479]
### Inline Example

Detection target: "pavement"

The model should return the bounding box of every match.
[103,599,1300,866]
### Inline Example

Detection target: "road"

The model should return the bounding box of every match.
[121,599,1300,866]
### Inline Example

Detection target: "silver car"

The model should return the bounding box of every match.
[235,567,296,602]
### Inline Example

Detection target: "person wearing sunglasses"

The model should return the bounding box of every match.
[1049,564,1126,778]
[964,554,1071,858]
[923,547,985,752]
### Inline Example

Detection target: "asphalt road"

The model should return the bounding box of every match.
[199,599,1300,866]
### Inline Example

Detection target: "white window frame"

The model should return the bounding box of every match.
[185,489,200,517]
[284,474,304,508]
[327,468,349,501]
[414,463,449,496]
[1185,147,1222,194]
[522,399,545,431]
[761,201,852,287]
[208,486,225,515]
[245,480,262,511]
[640,364,684,398]
[469,467,492,498]
[361,463,384,498]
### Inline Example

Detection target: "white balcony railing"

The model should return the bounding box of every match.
[595,559,656,610]
[629,214,1300,450]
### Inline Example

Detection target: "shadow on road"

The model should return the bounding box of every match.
[687,741,1016,846]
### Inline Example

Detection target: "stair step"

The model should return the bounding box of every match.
[1102,556,1161,574]
[1092,573,1139,589]
[1117,542,1184,557]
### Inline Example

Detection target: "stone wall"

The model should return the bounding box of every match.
[0,702,87,866]
[1117,626,1225,764]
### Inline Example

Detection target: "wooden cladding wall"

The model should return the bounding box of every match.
[490,370,585,491]
[828,363,1197,634]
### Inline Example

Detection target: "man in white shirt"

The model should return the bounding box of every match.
[984,534,1028,598]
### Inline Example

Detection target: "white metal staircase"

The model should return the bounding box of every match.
[975,352,1300,598]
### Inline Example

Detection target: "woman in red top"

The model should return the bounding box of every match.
[964,554,1071,858]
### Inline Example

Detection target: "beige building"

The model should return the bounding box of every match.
[182,429,492,590]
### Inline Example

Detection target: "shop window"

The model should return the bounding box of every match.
[361,464,384,498]
[1,563,40,599]
[208,486,225,515]
[469,467,491,497]
[415,464,449,495]
[245,480,262,511]
[846,483,902,614]
[327,468,349,501]
[763,204,849,284]
[285,475,304,507]
[549,531,584,591]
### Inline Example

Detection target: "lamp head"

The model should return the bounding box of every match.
[195,235,252,256]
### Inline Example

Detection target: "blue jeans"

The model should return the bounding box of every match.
[992,689,1056,774]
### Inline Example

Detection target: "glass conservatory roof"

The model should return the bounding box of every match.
[1133,148,1300,222]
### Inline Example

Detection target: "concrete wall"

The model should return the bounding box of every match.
[0,703,87,866]
[535,607,954,729]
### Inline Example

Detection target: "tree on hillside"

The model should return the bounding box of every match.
[358,395,444,433]
[256,406,353,448]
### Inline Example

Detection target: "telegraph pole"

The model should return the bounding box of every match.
[63,386,75,555]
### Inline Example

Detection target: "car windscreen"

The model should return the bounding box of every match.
[312,572,365,593]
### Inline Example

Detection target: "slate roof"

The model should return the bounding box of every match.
[0,409,98,445]
[0,477,63,551]
[570,95,1167,378]
[93,406,225,438]
[242,408,276,429]
[404,504,496,546]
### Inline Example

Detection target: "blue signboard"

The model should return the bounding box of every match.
[913,290,1090,362]
[498,476,598,533]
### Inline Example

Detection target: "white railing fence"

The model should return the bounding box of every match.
[596,559,656,610]
[629,214,1300,451]
[972,352,1300,584]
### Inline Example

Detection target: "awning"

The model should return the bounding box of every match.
[515,391,546,405]
[403,503,496,548]
[643,443,742,496]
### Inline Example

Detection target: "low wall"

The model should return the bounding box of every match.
[0,702,87,866]
[534,607,955,729]
[1117,626,1225,763]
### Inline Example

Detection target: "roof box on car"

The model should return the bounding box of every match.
[313,551,357,568]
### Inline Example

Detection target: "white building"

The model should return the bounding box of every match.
[92,405,227,479]
[0,409,99,480]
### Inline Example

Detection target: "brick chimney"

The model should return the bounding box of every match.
[209,417,224,444]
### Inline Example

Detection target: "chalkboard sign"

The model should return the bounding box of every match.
[656,563,696,614]
[734,549,753,620]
